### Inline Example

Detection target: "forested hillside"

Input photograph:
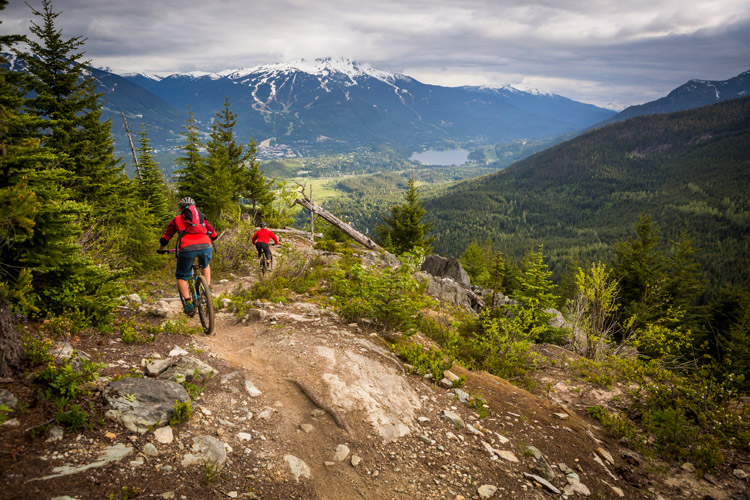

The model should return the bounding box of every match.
[425,97,750,289]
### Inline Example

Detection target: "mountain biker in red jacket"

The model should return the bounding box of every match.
[251,222,279,271]
[159,197,218,315]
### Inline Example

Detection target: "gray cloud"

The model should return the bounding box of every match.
[2,0,749,108]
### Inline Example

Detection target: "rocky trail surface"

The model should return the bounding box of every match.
[1,240,748,500]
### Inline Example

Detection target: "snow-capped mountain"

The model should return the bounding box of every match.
[113,57,614,152]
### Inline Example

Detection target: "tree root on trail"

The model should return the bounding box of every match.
[286,378,353,435]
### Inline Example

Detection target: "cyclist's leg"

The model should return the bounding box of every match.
[175,252,195,300]
[263,245,273,270]
[177,279,190,299]
[196,248,213,286]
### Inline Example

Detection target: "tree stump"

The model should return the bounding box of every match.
[0,297,23,376]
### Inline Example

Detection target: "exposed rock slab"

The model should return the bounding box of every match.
[104,377,190,433]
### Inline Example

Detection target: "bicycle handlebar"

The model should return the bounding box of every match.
[157,248,177,254]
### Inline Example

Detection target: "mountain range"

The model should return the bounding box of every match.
[103,58,616,156]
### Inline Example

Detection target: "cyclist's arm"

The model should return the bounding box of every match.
[271,232,279,245]
[204,221,218,240]
[159,217,177,247]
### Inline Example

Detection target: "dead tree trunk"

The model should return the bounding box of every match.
[293,198,380,251]
[122,113,141,179]
[0,297,23,376]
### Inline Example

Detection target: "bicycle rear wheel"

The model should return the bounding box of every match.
[258,255,267,279]
[194,275,215,335]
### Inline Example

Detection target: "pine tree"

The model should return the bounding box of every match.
[612,215,666,326]
[460,239,490,286]
[244,139,274,225]
[20,0,127,213]
[664,228,706,327]
[512,246,558,342]
[135,124,171,225]
[202,98,251,225]
[375,176,434,254]
[174,109,207,206]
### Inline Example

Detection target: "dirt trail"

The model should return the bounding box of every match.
[194,290,427,499]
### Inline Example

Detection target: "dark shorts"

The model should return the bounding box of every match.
[175,248,212,280]
[256,242,272,262]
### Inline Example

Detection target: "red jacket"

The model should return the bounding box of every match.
[252,228,278,245]
[160,214,217,251]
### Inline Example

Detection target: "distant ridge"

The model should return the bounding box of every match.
[424,97,750,289]
[596,69,750,127]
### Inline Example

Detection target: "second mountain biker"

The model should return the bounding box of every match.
[251,222,279,272]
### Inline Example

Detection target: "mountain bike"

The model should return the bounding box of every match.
[158,248,215,335]
[257,241,277,279]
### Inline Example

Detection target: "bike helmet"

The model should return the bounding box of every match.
[260,222,267,228]
[179,197,195,209]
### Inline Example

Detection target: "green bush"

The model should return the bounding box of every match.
[0,405,12,425]
[457,307,540,381]
[36,355,105,399]
[586,405,638,443]
[169,400,192,426]
[395,342,453,382]
[21,336,54,365]
[329,251,432,334]
[55,402,90,431]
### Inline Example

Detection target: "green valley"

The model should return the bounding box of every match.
[420,97,750,289]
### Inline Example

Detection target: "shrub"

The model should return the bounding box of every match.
[36,355,105,399]
[395,342,453,382]
[329,251,432,334]
[21,336,54,365]
[120,321,158,344]
[169,400,192,426]
[457,307,540,381]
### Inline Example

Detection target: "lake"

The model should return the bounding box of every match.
[410,149,470,166]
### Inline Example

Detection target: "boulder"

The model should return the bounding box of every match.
[415,272,472,311]
[104,377,190,434]
[421,255,471,287]
[157,356,216,384]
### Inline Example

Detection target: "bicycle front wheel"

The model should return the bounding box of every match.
[194,276,215,335]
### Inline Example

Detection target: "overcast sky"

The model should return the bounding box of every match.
[2,0,749,109]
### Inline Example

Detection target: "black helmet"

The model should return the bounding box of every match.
[260,222,267,228]
[179,197,195,209]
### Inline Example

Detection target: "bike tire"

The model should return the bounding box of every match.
[258,255,267,279]
[194,275,215,335]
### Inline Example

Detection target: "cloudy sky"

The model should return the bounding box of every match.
[2,0,749,109]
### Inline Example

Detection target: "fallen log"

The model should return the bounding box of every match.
[293,197,380,251]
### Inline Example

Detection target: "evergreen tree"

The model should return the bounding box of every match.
[20,0,127,213]
[244,139,274,225]
[612,215,666,327]
[0,0,32,374]
[460,239,490,286]
[488,251,507,303]
[135,124,171,225]
[202,98,249,225]
[174,109,207,206]
[375,176,434,254]
[512,246,558,342]
[664,228,706,327]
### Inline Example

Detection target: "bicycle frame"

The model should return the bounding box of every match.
[158,248,215,335]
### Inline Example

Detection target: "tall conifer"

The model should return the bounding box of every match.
[375,176,434,254]
[21,0,127,213]
[135,124,171,225]
[174,109,207,205]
